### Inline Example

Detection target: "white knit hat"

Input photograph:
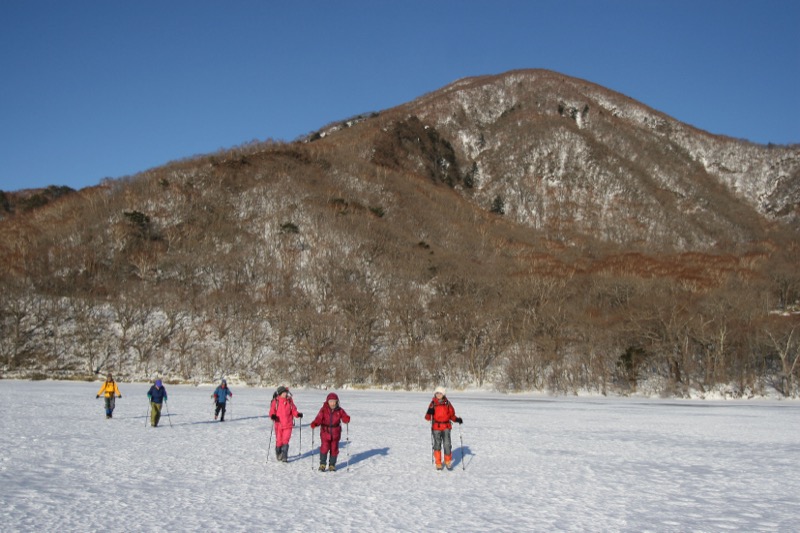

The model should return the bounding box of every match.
[434,386,446,395]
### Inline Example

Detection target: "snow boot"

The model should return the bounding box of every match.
[319,452,328,471]
[281,444,289,462]
[275,446,283,461]
[445,454,453,470]
[434,450,443,470]
[318,464,327,472]
[328,456,337,472]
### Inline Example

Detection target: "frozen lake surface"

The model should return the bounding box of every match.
[1,380,798,532]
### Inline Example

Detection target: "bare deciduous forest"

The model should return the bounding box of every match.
[2,70,799,397]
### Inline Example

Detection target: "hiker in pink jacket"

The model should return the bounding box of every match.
[269,385,302,462]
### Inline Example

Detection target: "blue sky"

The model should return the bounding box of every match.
[1,0,798,192]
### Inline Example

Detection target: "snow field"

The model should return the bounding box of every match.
[1,381,799,532]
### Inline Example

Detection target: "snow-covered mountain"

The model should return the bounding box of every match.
[332,69,799,248]
[1,70,799,395]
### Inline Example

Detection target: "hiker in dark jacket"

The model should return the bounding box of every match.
[147,380,168,427]
[212,379,232,421]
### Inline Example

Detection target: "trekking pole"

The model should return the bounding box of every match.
[267,421,274,463]
[430,419,435,464]
[459,422,465,471]
[310,427,315,470]
[165,400,173,428]
[145,402,150,427]
[298,420,302,459]
[346,423,350,473]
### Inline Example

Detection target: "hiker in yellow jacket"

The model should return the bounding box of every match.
[96,373,122,419]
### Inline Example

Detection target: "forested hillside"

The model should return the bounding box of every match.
[2,70,799,397]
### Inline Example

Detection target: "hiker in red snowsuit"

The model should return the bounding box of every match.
[311,392,351,472]
[269,386,302,462]
[425,386,463,470]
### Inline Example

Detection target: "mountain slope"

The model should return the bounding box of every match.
[1,69,799,396]
[315,69,798,248]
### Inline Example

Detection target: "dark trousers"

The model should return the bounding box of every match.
[215,401,227,420]
[104,396,116,416]
[432,429,452,455]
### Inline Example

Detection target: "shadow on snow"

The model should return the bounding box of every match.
[293,442,391,469]
[344,446,390,468]
[452,445,473,470]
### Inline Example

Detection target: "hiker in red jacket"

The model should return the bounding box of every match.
[269,386,302,462]
[310,392,351,472]
[424,386,463,470]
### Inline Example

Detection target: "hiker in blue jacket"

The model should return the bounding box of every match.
[212,379,233,421]
[147,379,168,427]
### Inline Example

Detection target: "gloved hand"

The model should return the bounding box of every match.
[455,417,463,424]
[297,413,303,418]
[96,395,100,398]
[310,422,317,429]
[118,395,121,399]
[270,414,278,421]
[426,408,435,416]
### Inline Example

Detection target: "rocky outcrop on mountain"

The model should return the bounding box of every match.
[374,70,800,247]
